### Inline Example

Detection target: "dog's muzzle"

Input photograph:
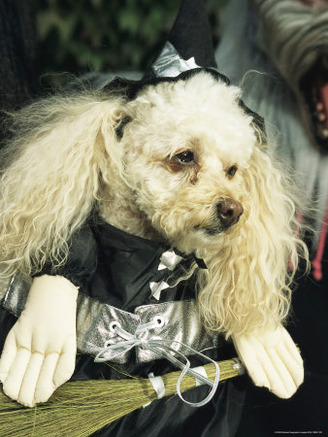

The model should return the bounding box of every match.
[216,198,243,229]
[195,198,244,235]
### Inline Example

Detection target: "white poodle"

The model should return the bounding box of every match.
[0,70,307,407]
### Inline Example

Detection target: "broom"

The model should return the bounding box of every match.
[0,358,244,437]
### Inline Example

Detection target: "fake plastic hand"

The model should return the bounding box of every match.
[0,274,78,407]
[232,325,304,398]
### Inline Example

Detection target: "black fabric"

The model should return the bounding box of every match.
[38,217,197,310]
[105,67,230,100]
[0,218,246,436]
[167,0,217,69]
[142,0,216,81]
[67,220,245,436]
[91,378,246,437]
[33,221,99,288]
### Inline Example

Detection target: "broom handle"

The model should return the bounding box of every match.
[156,358,245,398]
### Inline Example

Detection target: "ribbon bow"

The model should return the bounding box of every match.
[94,317,220,407]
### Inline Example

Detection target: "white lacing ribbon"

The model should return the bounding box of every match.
[94,318,220,407]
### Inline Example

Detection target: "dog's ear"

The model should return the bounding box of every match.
[0,93,125,276]
[198,145,308,337]
[230,146,306,332]
[115,115,132,140]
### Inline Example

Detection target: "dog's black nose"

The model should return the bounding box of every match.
[216,198,243,228]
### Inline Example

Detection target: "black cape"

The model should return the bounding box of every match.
[0,218,246,437]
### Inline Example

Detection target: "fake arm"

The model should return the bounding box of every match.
[0,274,78,407]
[232,325,304,398]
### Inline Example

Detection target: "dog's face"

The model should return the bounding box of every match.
[118,72,257,253]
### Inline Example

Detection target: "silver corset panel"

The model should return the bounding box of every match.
[0,273,221,364]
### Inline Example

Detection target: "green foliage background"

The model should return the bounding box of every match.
[33,0,227,85]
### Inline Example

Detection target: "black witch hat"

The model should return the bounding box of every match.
[109,0,265,135]
[109,0,229,96]
[143,0,217,79]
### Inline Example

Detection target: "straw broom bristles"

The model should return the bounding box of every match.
[0,358,243,437]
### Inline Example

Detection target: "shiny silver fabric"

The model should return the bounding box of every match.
[1,273,221,365]
[149,249,184,300]
[0,272,31,316]
[158,249,184,271]
[152,42,199,78]
[149,280,170,300]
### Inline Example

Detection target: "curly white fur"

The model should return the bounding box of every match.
[0,72,308,337]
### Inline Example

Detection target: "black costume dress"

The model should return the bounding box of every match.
[0,217,245,437]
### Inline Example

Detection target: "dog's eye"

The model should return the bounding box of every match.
[174,151,195,164]
[226,165,238,179]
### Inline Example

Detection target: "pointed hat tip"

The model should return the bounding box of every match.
[145,0,217,79]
